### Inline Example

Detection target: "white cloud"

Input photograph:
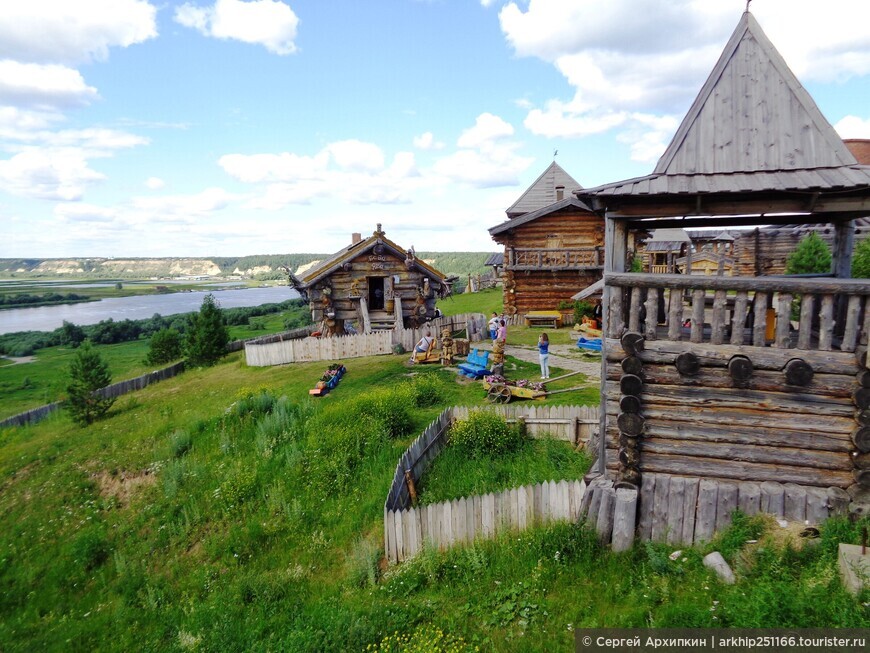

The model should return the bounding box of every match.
[145,177,165,190]
[432,144,533,188]
[0,60,99,110]
[0,149,106,201]
[54,203,118,224]
[836,115,870,139]
[0,0,157,65]
[175,0,300,55]
[499,0,870,152]
[219,151,330,183]
[131,187,238,220]
[327,139,385,172]
[456,112,514,149]
[413,131,444,150]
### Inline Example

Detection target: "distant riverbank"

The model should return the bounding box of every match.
[0,286,300,335]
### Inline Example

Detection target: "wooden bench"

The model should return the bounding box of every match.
[524,311,563,328]
[457,349,490,379]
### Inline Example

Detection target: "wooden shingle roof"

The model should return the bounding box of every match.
[506,161,582,218]
[580,12,870,208]
[296,227,446,289]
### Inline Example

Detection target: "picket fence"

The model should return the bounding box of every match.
[0,361,186,428]
[383,405,593,564]
[452,404,598,445]
[244,313,487,367]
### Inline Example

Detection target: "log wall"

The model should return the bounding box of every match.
[603,273,870,491]
[492,210,605,316]
[307,248,441,327]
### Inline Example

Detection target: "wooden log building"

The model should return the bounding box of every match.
[287,225,449,335]
[577,11,870,520]
[488,162,607,317]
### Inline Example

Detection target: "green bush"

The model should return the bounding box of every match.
[448,410,524,458]
[71,527,111,571]
[573,300,595,325]
[169,429,192,458]
[405,373,445,408]
[852,237,870,278]
[145,327,182,365]
[353,387,414,438]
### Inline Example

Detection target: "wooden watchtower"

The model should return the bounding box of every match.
[578,12,870,526]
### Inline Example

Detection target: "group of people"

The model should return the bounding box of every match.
[488,311,550,379]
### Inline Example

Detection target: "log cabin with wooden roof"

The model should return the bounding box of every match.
[577,11,870,538]
[287,225,449,336]
[488,161,606,318]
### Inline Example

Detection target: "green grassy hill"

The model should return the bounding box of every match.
[1,346,868,651]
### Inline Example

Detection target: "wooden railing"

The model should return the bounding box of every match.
[507,247,603,271]
[605,273,870,352]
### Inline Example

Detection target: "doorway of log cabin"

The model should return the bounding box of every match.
[368,276,385,310]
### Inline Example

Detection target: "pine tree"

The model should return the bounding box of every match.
[66,342,115,425]
[785,232,832,275]
[185,293,229,366]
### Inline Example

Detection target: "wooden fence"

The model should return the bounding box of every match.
[452,404,598,445]
[384,405,593,563]
[244,314,487,367]
[0,361,186,428]
[385,479,586,564]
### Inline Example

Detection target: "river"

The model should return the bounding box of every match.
[0,286,300,335]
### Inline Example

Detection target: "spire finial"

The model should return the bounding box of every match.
[746,0,752,12]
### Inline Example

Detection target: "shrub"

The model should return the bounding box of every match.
[852,237,870,278]
[405,373,444,408]
[71,527,110,571]
[353,388,414,438]
[573,300,595,325]
[169,429,192,458]
[66,341,115,425]
[448,410,524,458]
[145,327,182,365]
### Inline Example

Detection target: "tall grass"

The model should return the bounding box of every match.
[0,351,867,652]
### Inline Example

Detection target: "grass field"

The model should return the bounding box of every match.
[1,346,867,651]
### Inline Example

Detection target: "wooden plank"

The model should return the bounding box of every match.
[606,364,857,405]
[694,480,718,543]
[731,291,749,346]
[737,482,762,517]
[797,294,815,350]
[841,295,862,352]
[666,476,686,545]
[805,487,829,525]
[453,499,466,545]
[783,483,808,522]
[651,474,671,543]
[819,295,835,351]
[775,292,792,348]
[471,495,481,542]
[639,438,851,471]
[760,482,785,518]
[605,271,870,295]
[691,289,705,343]
[753,292,769,347]
[605,337,859,375]
[681,477,700,544]
[716,482,738,533]
[712,290,728,345]
[612,487,638,552]
[596,486,616,544]
[386,509,398,564]
[629,286,642,333]
[667,288,683,341]
[482,493,494,537]
[645,287,658,341]
[637,473,656,541]
[395,510,405,562]
[587,483,604,525]
[406,507,420,558]
[640,452,853,488]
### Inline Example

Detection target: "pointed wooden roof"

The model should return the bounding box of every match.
[580,12,870,221]
[296,226,447,289]
[506,161,582,218]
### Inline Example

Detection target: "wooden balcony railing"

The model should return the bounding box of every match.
[507,247,603,271]
[605,272,870,353]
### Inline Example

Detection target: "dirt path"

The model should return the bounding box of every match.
[471,342,601,380]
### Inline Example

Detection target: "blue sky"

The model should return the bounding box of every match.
[1,0,870,258]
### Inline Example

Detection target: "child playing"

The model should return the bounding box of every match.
[538,332,549,379]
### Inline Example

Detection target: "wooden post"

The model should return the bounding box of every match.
[596,486,616,544]
[611,487,638,552]
[731,291,749,346]
[691,288,705,343]
[644,287,659,340]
